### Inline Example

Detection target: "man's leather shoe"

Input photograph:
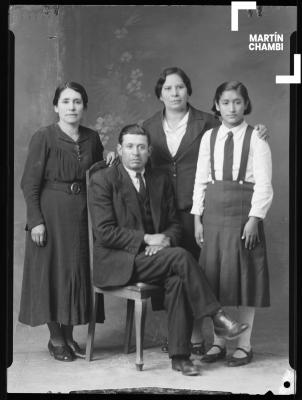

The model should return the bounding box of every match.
[212,309,249,340]
[202,344,227,363]
[172,356,200,376]
[227,347,253,367]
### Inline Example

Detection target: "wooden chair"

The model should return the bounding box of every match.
[85,160,163,371]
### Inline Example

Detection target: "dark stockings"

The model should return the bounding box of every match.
[47,322,74,346]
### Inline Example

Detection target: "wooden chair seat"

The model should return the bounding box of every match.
[85,161,163,371]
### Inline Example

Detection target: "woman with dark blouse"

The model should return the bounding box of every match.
[19,82,115,361]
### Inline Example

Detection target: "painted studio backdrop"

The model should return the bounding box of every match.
[11,5,295,352]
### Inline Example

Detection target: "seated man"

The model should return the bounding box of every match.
[88,124,248,376]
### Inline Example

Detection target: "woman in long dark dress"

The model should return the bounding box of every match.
[19,82,115,361]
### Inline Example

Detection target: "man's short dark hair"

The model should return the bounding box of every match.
[118,124,151,145]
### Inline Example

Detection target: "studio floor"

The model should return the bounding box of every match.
[7,306,295,395]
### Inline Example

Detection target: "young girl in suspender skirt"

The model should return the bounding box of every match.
[191,81,273,366]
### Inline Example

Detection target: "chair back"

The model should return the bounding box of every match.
[86,160,109,286]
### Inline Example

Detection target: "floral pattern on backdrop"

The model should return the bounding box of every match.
[88,12,154,150]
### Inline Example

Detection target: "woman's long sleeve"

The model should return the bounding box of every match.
[21,130,49,230]
[94,131,104,162]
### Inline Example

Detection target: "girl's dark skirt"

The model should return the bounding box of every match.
[200,180,270,307]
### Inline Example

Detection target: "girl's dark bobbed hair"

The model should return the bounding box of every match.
[211,81,252,116]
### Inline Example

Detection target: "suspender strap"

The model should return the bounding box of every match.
[237,125,253,182]
[210,126,220,181]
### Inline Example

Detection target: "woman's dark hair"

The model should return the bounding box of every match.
[118,124,151,146]
[154,67,192,99]
[211,81,252,116]
[53,81,88,109]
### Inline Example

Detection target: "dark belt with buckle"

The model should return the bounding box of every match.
[44,181,86,194]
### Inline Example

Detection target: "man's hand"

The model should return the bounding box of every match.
[241,217,260,250]
[194,215,204,248]
[144,245,165,256]
[255,124,269,141]
[31,223,46,247]
[144,233,170,247]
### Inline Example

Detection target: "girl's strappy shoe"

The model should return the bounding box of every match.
[202,344,227,363]
[227,347,253,367]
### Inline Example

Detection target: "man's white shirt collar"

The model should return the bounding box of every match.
[123,165,145,178]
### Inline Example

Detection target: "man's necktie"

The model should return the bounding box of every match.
[136,172,146,199]
[222,131,234,181]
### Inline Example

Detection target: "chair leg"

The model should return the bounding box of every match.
[124,299,135,354]
[134,299,147,371]
[85,291,99,361]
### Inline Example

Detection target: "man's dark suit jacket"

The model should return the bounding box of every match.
[143,104,219,211]
[88,163,183,290]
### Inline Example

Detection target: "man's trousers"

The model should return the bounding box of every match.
[130,246,221,357]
